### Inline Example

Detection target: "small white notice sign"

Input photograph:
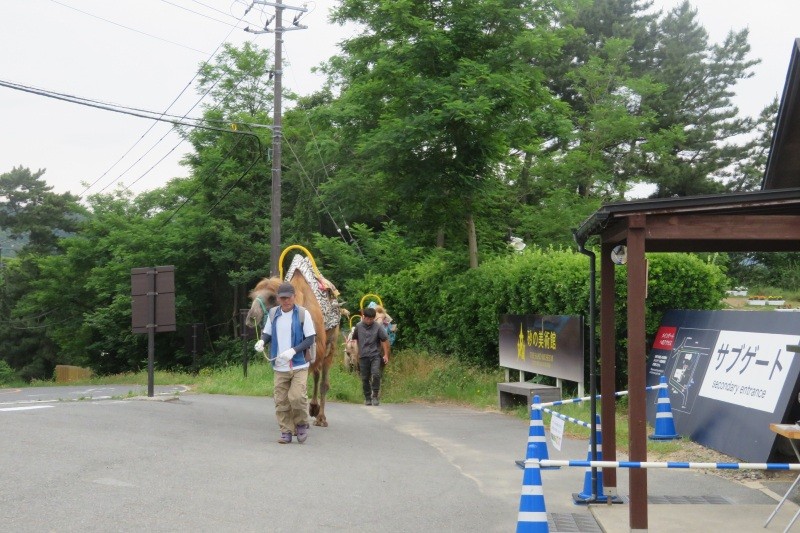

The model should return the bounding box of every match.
[550,415,565,451]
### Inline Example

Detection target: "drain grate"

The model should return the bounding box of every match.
[548,513,603,532]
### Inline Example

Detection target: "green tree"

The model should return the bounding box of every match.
[726,98,778,192]
[196,42,276,116]
[546,37,674,199]
[546,0,758,198]
[646,1,758,196]
[0,166,83,254]
[319,0,567,267]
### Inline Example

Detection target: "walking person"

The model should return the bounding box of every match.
[373,304,397,346]
[254,282,316,444]
[352,306,390,406]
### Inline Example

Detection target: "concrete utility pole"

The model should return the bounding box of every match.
[245,1,308,277]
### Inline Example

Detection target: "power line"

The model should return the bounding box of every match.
[81,7,251,197]
[280,132,363,256]
[0,78,262,148]
[0,78,270,132]
[190,0,252,22]
[160,0,241,27]
[281,45,361,251]
[160,134,249,225]
[48,0,210,55]
[205,150,262,215]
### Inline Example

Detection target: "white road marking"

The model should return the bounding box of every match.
[0,405,53,412]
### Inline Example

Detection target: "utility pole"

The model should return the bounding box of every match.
[245,1,308,277]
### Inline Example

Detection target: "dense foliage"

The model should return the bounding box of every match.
[0,0,788,383]
[337,248,726,388]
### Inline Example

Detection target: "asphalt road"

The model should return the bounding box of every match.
[0,387,533,532]
[4,386,790,532]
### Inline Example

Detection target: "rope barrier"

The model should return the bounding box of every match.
[532,459,800,471]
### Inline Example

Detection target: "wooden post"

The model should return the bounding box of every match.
[627,215,648,530]
[600,241,617,495]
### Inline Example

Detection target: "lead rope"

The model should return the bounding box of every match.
[252,314,277,362]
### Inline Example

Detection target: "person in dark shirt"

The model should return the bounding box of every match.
[352,307,390,406]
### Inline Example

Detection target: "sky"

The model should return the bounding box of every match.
[1,0,799,199]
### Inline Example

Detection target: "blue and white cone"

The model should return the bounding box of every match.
[528,395,559,470]
[516,458,549,532]
[649,376,680,440]
[573,414,610,503]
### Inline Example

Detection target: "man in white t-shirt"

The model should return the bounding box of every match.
[254,282,316,444]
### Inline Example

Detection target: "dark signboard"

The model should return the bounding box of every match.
[646,310,800,462]
[131,266,176,333]
[499,314,584,383]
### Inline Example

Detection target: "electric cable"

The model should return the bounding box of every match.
[205,146,263,215]
[48,0,210,55]
[160,0,240,27]
[280,131,363,256]
[0,79,261,139]
[280,43,363,253]
[80,11,249,197]
[160,133,248,225]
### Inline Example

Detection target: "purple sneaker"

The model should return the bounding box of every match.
[296,424,309,444]
[278,432,292,444]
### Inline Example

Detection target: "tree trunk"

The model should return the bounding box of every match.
[232,286,240,338]
[436,228,445,248]
[466,212,479,269]
[520,150,533,204]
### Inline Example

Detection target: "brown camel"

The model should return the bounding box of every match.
[245,271,340,427]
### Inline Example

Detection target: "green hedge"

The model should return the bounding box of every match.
[364,248,726,386]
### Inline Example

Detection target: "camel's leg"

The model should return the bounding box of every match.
[311,328,338,427]
[309,367,321,419]
[313,357,331,427]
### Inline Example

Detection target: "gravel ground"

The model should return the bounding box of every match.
[648,439,798,484]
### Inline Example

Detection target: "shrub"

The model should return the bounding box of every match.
[366,248,727,388]
[0,360,17,384]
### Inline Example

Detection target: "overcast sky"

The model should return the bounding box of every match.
[1,0,798,199]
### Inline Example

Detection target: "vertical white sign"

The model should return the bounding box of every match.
[550,415,565,451]
[698,331,799,413]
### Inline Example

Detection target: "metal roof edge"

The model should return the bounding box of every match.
[574,188,800,241]
[763,38,800,189]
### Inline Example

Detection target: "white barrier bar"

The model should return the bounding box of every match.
[536,384,666,409]
[541,407,592,429]
[531,459,800,471]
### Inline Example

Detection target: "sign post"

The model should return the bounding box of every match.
[131,266,176,397]
[240,309,255,377]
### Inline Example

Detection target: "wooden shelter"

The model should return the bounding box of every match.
[573,38,800,530]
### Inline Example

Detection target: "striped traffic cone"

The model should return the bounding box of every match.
[649,376,680,440]
[516,457,549,532]
[526,395,559,470]
[573,414,612,504]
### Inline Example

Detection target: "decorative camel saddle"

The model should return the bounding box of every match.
[285,254,341,331]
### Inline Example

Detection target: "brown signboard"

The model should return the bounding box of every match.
[498,314,584,383]
[131,266,176,333]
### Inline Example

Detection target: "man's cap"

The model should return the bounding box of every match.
[277,282,295,297]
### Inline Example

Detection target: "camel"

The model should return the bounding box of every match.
[344,326,359,372]
[246,260,340,427]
